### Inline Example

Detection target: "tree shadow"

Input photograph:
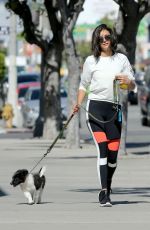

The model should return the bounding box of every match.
[0,188,9,197]
[70,187,150,195]
[112,187,150,196]
[68,186,150,205]
[112,200,149,205]
[127,142,150,148]
[50,156,96,160]
[17,201,53,205]
[130,151,150,155]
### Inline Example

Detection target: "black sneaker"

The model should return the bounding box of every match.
[98,190,112,207]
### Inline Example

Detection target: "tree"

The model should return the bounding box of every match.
[76,41,91,60]
[57,0,85,147]
[0,52,5,81]
[6,0,64,139]
[6,0,85,146]
[100,11,116,29]
[0,52,6,106]
[113,0,150,154]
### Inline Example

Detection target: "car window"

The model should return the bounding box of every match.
[144,68,150,84]
[31,89,40,100]
[2,74,40,84]
[18,88,29,98]
[60,89,67,97]
[25,90,32,101]
[17,75,39,83]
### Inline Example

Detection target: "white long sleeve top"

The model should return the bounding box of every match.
[79,53,135,103]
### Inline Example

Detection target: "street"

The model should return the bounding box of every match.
[0,104,150,230]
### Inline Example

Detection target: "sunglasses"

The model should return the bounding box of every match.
[99,35,111,43]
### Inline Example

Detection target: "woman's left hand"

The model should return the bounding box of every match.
[115,74,131,85]
[115,74,135,90]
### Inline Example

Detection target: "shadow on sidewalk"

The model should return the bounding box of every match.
[69,187,150,205]
[112,200,149,205]
[130,151,150,156]
[17,201,53,205]
[113,187,150,195]
[69,187,150,199]
[0,187,8,197]
[127,142,150,148]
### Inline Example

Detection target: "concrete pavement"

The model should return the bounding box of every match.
[0,105,150,229]
[0,138,150,230]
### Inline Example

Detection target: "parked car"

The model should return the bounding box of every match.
[128,85,138,105]
[21,86,68,128]
[17,82,41,106]
[60,88,68,121]
[135,71,145,86]
[2,72,40,97]
[21,86,41,128]
[17,72,40,83]
[138,68,150,126]
[128,71,145,105]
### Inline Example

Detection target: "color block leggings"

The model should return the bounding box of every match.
[86,100,122,190]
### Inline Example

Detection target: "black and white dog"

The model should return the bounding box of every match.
[10,166,46,205]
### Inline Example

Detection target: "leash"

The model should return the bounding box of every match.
[79,79,121,124]
[80,104,118,124]
[29,112,75,173]
[29,80,121,172]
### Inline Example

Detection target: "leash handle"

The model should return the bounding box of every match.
[113,79,120,105]
[29,112,75,173]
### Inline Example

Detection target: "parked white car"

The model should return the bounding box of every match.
[21,86,68,128]
[21,86,40,128]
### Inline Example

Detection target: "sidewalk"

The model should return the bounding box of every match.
[0,105,150,229]
[0,138,150,230]
[0,118,30,134]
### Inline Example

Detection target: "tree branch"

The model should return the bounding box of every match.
[68,0,85,31]
[57,0,85,32]
[113,0,123,7]
[113,0,139,15]
[6,0,46,50]
[57,0,68,24]
[44,0,63,42]
[138,0,150,19]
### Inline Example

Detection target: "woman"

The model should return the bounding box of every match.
[73,24,135,207]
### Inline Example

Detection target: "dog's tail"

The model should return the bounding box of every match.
[39,166,46,177]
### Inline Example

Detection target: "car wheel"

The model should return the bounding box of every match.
[33,117,44,137]
[141,117,148,126]
[147,102,150,126]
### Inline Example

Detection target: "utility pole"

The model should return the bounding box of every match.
[7,13,18,127]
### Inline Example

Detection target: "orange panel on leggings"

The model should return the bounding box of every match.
[93,132,108,143]
[108,139,120,151]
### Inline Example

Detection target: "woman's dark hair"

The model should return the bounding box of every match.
[91,24,118,60]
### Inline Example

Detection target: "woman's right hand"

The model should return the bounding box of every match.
[73,104,80,114]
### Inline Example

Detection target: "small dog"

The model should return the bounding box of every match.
[10,166,46,205]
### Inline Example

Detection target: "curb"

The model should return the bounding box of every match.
[0,127,32,134]
[6,128,32,133]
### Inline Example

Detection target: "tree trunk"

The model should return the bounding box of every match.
[116,10,140,65]
[115,8,140,154]
[34,44,63,139]
[64,34,80,148]
[42,46,63,139]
